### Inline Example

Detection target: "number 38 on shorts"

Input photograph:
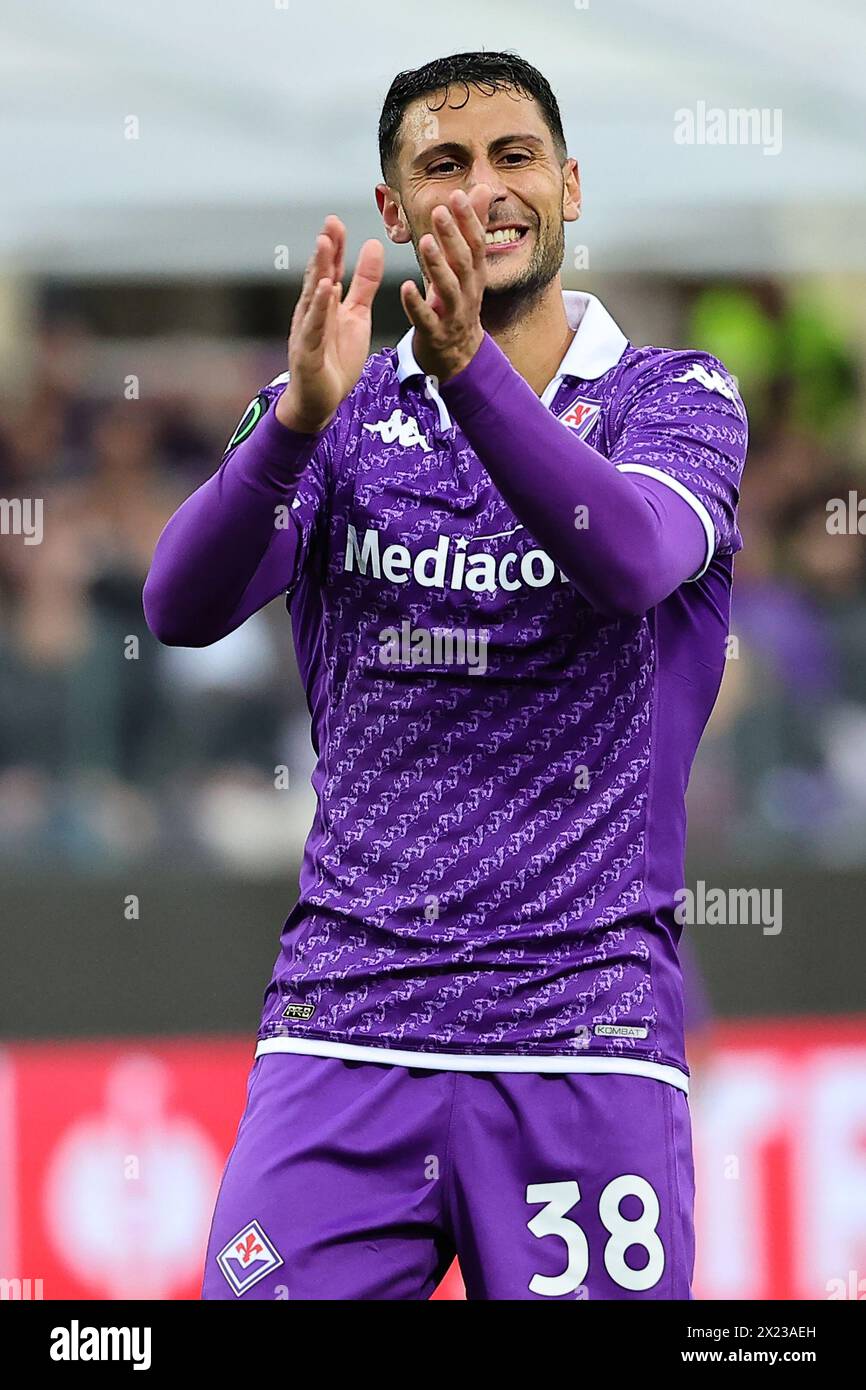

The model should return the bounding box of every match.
[526,1176,666,1297]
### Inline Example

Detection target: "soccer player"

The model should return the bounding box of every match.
[144,51,747,1300]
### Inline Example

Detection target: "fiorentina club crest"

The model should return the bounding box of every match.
[557,397,601,439]
[217,1220,283,1296]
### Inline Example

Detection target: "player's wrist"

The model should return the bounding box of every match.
[274,389,334,435]
[433,328,486,386]
[437,330,501,395]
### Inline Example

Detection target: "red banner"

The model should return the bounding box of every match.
[1,1021,864,1300]
[0,1039,251,1300]
[692,1017,866,1300]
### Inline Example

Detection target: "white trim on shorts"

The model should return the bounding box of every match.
[254,1037,689,1094]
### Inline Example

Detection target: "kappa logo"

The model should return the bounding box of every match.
[363,408,432,453]
[217,1220,283,1296]
[672,362,740,406]
[557,397,602,439]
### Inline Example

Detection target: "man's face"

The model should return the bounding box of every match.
[379,85,580,304]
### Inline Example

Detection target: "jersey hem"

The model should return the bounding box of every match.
[253,1036,690,1093]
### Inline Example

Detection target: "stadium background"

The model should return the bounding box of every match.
[1,1,865,1300]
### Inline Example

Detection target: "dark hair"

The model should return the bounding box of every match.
[378,50,567,184]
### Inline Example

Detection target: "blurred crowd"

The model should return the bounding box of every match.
[0,317,317,873]
[686,285,866,864]
[1,284,864,872]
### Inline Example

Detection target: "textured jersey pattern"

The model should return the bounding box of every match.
[252,338,746,1074]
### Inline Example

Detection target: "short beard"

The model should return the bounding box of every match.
[407,216,565,331]
[480,219,565,329]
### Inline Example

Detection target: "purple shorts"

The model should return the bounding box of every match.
[202,1054,694,1300]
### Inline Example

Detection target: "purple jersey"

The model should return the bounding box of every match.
[243,292,746,1090]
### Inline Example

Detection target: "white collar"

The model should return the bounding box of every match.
[395,289,628,386]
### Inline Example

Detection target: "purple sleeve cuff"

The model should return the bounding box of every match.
[229,402,322,497]
[438,333,515,418]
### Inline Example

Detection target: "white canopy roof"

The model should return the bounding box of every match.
[2,0,863,277]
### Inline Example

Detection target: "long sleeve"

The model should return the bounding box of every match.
[143,397,326,647]
[438,333,723,617]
